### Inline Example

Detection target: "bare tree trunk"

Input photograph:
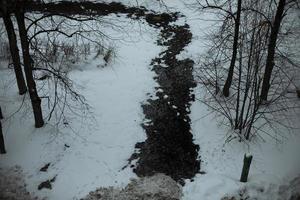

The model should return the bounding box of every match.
[15,10,44,128]
[260,0,286,101]
[222,0,242,97]
[2,13,27,95]
[0,122,6,154]
[235,36,243,130]
[0,106,3,119]
[0,108,6,153]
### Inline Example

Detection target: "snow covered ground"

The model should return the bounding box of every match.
[0,14,160,199]
[0,0,300,200]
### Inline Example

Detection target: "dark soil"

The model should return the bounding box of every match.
[132,19,200,185]
[20,1,200,185]
[38,175,56,190]
[39,163,50,172]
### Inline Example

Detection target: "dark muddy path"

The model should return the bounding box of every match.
[24,0,200,184]
[133,16,200,185]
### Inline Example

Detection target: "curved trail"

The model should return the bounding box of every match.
[23,0,200,184]
[133,15,200,184]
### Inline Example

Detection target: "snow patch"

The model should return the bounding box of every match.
[82,173,182,200]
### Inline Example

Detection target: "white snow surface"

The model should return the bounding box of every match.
[0,0,300,200]
[0,15,160,200]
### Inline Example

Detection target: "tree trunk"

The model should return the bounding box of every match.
[0,105,5,153]
[0,106,3,119]
[15,10,44,128]
[260,0,286,101]
[2,14,27,95]
[222,0,242,97]
[0,120,6,154]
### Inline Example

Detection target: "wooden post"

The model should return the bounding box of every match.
[240,153,252,182]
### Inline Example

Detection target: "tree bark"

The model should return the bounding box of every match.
[0,120,6,154]
[15,10,44,128]
[240,154,252,182]
[260,0,286,101]
[0,106,3,119]
[2,13,27,95]
[0,106,5,153]
[222,0,242,97]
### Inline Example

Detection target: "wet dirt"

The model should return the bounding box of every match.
[132,21,200,185]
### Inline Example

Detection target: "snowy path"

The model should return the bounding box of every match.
[0,2,200,199]
[1,1,300,200]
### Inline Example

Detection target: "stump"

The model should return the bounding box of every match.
[240,153,252,182]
